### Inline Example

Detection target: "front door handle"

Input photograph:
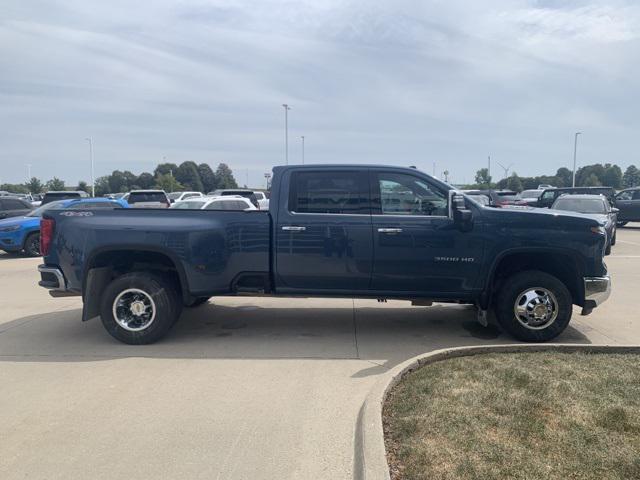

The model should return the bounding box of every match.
[282,226,306,232]
[377,228,403,234]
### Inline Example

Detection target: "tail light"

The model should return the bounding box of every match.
[40,218,55,256]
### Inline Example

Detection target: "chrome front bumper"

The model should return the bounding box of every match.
[583,275,611,313]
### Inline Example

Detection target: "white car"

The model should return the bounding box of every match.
[167,191,203,204]
[127,190,170,208]
[254,191,269,210]
[171,196,257,211]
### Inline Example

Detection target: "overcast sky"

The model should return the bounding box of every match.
[1,0,639,187]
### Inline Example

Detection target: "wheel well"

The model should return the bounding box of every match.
[22,230,39,248]
[491,252,583,306]
[87,249,186,301]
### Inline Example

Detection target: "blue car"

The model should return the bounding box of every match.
[0,197,128,257]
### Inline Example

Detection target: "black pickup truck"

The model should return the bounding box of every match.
[38,165,611,344]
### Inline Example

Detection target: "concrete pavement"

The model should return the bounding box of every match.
[1,224,638,479]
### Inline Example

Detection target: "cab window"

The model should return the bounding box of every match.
[289,171,369,214]
[617,191,633,200]
[373,172,448,216]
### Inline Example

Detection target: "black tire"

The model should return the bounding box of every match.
[100,272,181,345]
[186,297,210,307]
[495,270,572,342]
[611,230,617,246]
[605,241,612,255]
[617,221,628,227]
[23,232,40,257]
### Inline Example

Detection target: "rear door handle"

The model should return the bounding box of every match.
[282,226,306,232]
[377,228,403,234]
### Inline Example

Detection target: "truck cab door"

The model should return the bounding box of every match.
[274,169,373,292]
[369,170,483,296]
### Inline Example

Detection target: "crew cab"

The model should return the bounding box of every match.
[38,165,611,345]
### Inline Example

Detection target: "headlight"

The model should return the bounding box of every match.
[0,225,20,232]
[590,226,606,236]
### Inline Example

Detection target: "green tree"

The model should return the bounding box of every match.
[94,176,111,196]
[45,177,65,191]
[77,181,89,193]
[622,165,640,188]
[175,161,203,191]
[154,163,178,177]
[506,173,523,192]
[215,163,238,189]
[583,173,601,187]
[602,164,622,188]
[198,163,217,193]
[137,172,155,189]
[122,171,137,190]
[555,167,572,187]
[108,170,128,193]
[25,177,43,195]
[474,168,492,186]
[154,173,183,192]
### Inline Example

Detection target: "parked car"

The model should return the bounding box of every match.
[465,193,491,206]
[167,191,204,204]
[538,184,554,190]
[614,187,640,226]
[202,196,257,211]
[0,197,33,220]
[39,164,611,345]
[126,190,170,208]
[254,191,270,210]
[536,187,615,209]
[551,194,617,255]
[41,190,90,205]
[1,198,127,256]
[462,190,523,207]
[518,189,544,206]
[207,189,260,208]
[171,196,258,211]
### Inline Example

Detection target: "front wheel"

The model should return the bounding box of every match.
[100,272,181,344]
[495,270,572,342]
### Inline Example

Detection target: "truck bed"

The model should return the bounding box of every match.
[45,209,271,296]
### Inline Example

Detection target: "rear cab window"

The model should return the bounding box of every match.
[288,171,370,214]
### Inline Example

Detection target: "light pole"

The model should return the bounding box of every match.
[301,136,305,164]
[282,104,291,165]
[572,132,582,187]
[26,164,32,181]
[85,137,94,197]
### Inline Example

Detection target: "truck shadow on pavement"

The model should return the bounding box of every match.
[0,301,591,374]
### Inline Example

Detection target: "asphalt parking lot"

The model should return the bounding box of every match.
[1,224,639,480]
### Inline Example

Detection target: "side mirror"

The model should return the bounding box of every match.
[449,191,473,231]
[611,207,620,214]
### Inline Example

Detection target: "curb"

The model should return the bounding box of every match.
[354,343,640,480]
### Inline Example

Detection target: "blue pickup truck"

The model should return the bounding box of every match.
[38,165,611,344]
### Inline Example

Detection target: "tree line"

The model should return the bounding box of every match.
[468,163,640,192]
[0,161,239,196]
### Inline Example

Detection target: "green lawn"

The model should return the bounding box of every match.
[383,352,640,480]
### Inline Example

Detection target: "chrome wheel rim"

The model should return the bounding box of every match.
[112,288,156,332]
[513,287,559,330]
